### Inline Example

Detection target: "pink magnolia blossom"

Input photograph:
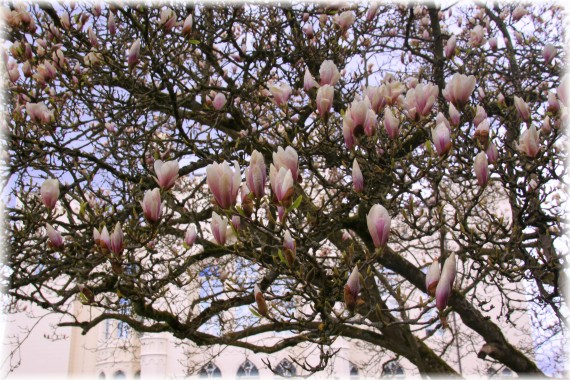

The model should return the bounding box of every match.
[184,225,197,247]
[486,141,499,164]
[159,8,177,31]
[254,284,268,316]
[333,11,355,30]
[383,107,399,139]
[108,12,116,35]
[87,26,98,47]
[367,204,391,248]
[240,183,254,216]
[212,93,227,110]
[182,14,193,36]
[367,4,379,22]
[304,68,319,92]
[128,39,141,71]
[46,223,64,249]
[245,150,267,199]
[98,226,111,251]
[316,85,334,118]
[211,211,228,245]
[435,253,456,311]
[231,215,241,232]
[432,123,452,156]
[449,103,460,126]
[319,60,340,86]
[283,230,296,266]
[445,35,456,59]
[365,86,386,113]
[488,37,498,51]
[110,222,124,257]
[344,265,361,311]
[474,119,490,144]
[543,44,557,65]
[363,108,377,136]
[512,6,528,22]
[514,32,523,45]
[474,151,489,186]
[273,146,299,182]
[352,159,364,193]
[269,165,294,205]
[547,92,559,113]
[269,83,292,106]
[40,178,59,209]
[514,96,530,122]
[383,81,406,106]
[154,159,179,190]
[541,116,551,135]
[26,102,54,124]
[302,23,314,39]
[516,126,540,158]
[60,12,71,29]
[343,118,355,150]
[404,83,438,120]
[469,25,486,47]
[141,188,163,223]
[473,105,487,127]
[206,160,241,209]
[443,74,476,108]
[426,261,441,297]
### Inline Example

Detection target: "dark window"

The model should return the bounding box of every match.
[199,362,222,378]
[349,362,359,379]
[382,362,404,377]
[237,360,260,378]
[113,370,126,379]
[275,359,296,377]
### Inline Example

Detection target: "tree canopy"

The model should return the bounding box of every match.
[1,1,567,377]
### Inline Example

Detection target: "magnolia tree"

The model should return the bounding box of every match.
[1,1,568,377]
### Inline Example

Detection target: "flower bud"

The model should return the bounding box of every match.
[46,223,64,249]
[443,74,476,108]
[108,12,116,35]
[426,261,441,297]
[333,11,355,30]
[367,204,391,248]
[269,165,294,205]
[26,102,54,124]
[272,146,299,182]
[283,230,296,267]
[445,35,456,59]
[432,123,452,156]
[245,150,267,199]
[344,265,361,312]
[128,39,141,71]
[141,188,163,223]
[448,103,460,127]
[99,226,111,251]
[486,142,499,164]
[514,96,531,122]
[110,222,124,257]
[516,126,540,158]
[184,225,197,247]
[319,60,340,86]
[474,119,490,144]
[304,68,319,92]
[211,211,228,245]
[269,83,291,106]
[206,160,241,209]
[352,159,364,193]
[404,83,438,120]
[254,284,268,316]
[316,85,334,118]
[384,107,400,139]
[40,178,59,209]
[182,14,193,36]
[488,37,498,51]
[474,151,489,186]
[212,93,227,110]
[435,253,456,311]
[472,105,487,127]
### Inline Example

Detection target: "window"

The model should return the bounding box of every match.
[349,362,359,379]
[275,359,296,378]
[98,373,106,379]
[113,370,126,379]
[382,362,404,377]
[237,360,260,378]
[199,362,222,378]
[117,298,131,339]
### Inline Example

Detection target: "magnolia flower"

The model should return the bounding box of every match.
[404,83,438,120]
[352,159,364,193]
[363,108,377,137]
[383,81,406,106]
[365,86,386,113]
[46,223,64,249]
[60,12,71,29]
[343,117,355,150]
[98,226,111,250]
[445,35,456,59]
[432,123,452,156]
[245,150,267,199]
[212,93,227,110]
[302,23,314,39]
[110,222,124,257]
[316,85,334,118]
[516,126,540,158]
[211,211,228,245]
[512,6,528,22]
[40,178,59,209]
[435,253,456,311]
[449,103,460,127]
[273,146,299,182]
[184,225,197,247]
[367,204,391,248]
[473,105,487,127]
[514,96,530,122]
[154,159,179,190]
[128,39,141,71]
[543,44,557,65]
[367,4,379,21]
[240,183,254,216]
[283,230,296,267]
[231,215,241,232]
[547,92,559,113]
[474,119,490,144]
[319,60,340,86]
[254,284,268,316]
[26,102,54,124]
[488,37,498,51]
[87,26,98,47]
[443,74,476,108]
[426,261,441,297]
[469,25,486,47]
[514,32,523,45]
[344,265,361,312]
[269,83,291,106]
[108,12,116,35]
[486,142,499,164]
[304,68,319,92]
[474,151,489,186]
[141,188,163,223]
[333,11,355,30]
[542,116,551,135]
[206,160,241,209]
[384,107,400,139]
[182,14,193,36]
[269,165,294,205]
[159,8,177,31]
